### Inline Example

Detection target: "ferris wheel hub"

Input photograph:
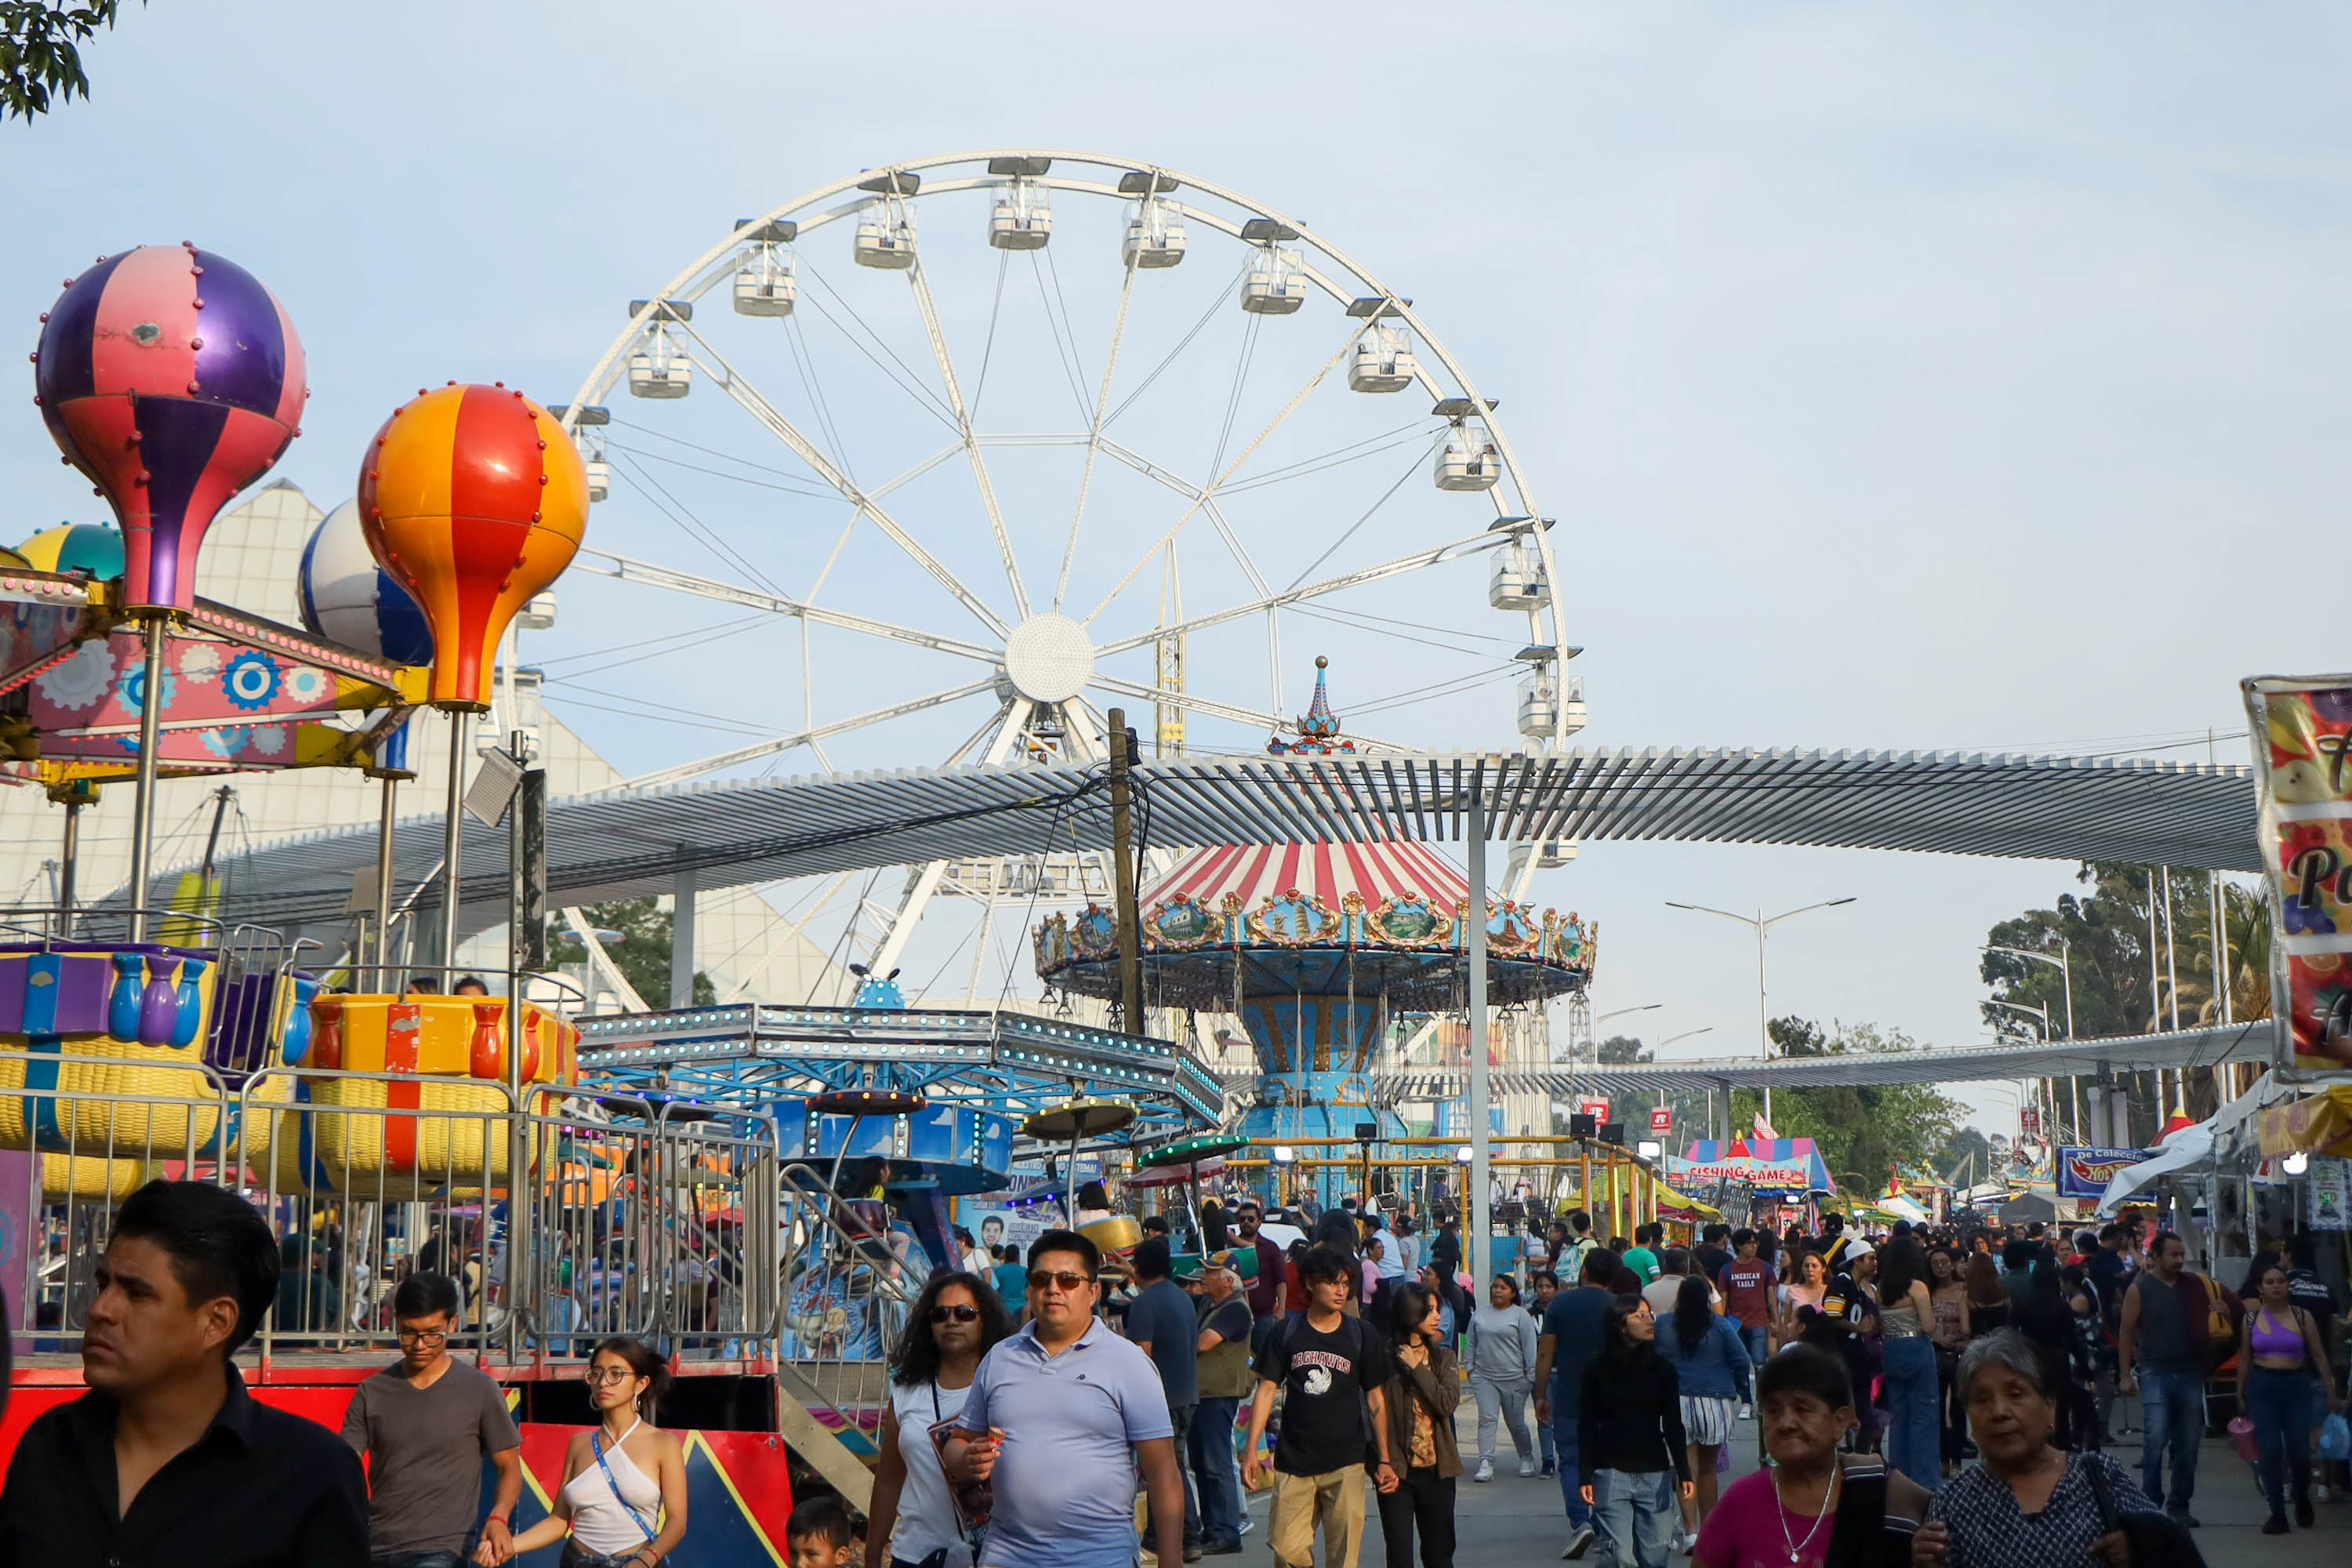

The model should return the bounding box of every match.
[1000,613,1095,705]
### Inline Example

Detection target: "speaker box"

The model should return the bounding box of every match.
[1569,1113,1597,1138]
[1600,1123,1626,1145]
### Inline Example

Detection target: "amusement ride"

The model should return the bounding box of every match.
[0,153,1619,1523]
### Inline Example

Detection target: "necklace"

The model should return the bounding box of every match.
[1770,1461,1838,1565]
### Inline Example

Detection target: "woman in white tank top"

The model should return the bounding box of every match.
[504,1338,690,1568]
[868,1271,1014,1568]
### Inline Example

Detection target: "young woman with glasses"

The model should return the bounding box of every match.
[866,1271,1013,1568]
[501,1337,687,1567]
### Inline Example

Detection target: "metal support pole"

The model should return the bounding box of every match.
[1756,920,1772,1128]
[506,731,527,1359]
[1468,793,1490,1287]
[57,798,82,933]
[1106,708,1142,1033]
[126,616,168,942]
[440,710,465,973]
[670,859,698,1008]
[375,776,397,977]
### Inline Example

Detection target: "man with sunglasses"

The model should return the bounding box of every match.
[947,1231,1187,1568]
[341,1272,524,1567]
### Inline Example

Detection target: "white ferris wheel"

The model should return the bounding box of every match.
[551,149,1583,993]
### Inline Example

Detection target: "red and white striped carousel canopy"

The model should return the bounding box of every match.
[1142,840,1471,914]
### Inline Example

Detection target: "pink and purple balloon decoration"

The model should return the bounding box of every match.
[31,243,306,612]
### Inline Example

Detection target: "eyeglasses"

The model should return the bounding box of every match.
[1028,1269,1091,1293]
[929,1304,981,1323]
[588,1367,639,1385]
[396,1327,449,1345]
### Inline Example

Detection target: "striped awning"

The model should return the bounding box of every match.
[1142,840,1470,913]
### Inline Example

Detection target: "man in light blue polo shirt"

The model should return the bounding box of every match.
[949,1228,1187,1568]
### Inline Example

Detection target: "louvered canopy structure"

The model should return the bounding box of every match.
[122,746,2257,938]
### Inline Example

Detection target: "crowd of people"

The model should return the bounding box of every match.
[0,1173,2344,1568]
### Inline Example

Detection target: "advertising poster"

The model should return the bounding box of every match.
[2242,674,2352,1071]
[2310,1156,2350,1232]
[2055,1146,2151,1201]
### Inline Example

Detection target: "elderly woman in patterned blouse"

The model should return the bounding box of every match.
[1913,1330,2151,1568]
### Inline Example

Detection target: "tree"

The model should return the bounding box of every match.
[550,897,713,1007]
[1727,1017,1965,1200]
[3,2,135,120]
[1980,862,2270,1136]
[1936,1126,1993,1185]
[1596,1033,1651,1065]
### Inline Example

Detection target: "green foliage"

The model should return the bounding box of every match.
[2,1,133,121]
[1728,1017,1965,1198]
[1596,1033,1651,1065]
[1980,862,2269,1041]
[1937,1126,1993,1184]
[550,896,714,1007]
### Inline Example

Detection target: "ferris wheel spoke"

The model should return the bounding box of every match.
[1091,530,1505,657]
[905,259,1032,619]
[674,322,1012,640]
[1080,322,1363,629]
[617,677,1003,789]
[568,545,1003,664]
[1085,673,1400,752]
[868,698,1036,975]
[1052,253,1141,614]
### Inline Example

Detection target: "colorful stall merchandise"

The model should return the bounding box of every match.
[2256,1084,2352,1161]
[241,993,579,1192]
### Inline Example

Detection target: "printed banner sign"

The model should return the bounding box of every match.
[2055,1145,2151,1200]
[2244,674,2352,1071]
[1578,1097,1610,1121]
[2310,1156,2350,1231]
[1650,1106,1673,1134]
[1671,1137,1832,1193]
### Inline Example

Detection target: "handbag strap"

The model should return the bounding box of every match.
[2080,1453,2120,1537]
[591,1421,659,1547]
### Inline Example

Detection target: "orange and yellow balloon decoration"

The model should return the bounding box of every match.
[356,383,587,711]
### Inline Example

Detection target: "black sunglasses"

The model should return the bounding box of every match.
[929,1304,981,1323]
[1029,1269,1091,1292]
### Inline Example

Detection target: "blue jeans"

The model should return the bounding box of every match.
[1551,1403,1592,1533]
[1156,1403,1202,1548]
[1881,1336,1941,1492]
[376,1554,463,1568]
[2136,1367,2205,1514]
[2245,1366,2314,1517]
[1737,1323,1769,1374]
[1191,1395,1244,1544]
[1591,1468,1674,1568]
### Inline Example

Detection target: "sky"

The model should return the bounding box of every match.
[6,3,2347,1135]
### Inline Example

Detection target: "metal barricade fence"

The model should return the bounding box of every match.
[0,1053,785,1374]
[771,1160,924,1452]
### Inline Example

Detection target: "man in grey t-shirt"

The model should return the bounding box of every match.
[341,1272,523,1567]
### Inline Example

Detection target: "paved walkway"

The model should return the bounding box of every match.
[1234,1414,2349,1566]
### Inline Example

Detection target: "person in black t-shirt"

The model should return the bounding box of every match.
[1690,1225,1733,1294]
[1242,1246,1399,1568]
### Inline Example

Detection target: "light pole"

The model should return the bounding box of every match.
[1599,1004,1662,1025]
[1986,938,2077,1144]
[1654,1025,1716,1141]
[1666,898,1857,1127]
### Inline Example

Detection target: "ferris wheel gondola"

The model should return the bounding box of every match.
[550,150,1581,994]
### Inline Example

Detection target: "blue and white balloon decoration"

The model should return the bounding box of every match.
[297,498,433,666]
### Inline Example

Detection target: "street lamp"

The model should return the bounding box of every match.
[1985,938,2078,1145]
[1666,897,1857,1126]
[1599,1004,1662,1024]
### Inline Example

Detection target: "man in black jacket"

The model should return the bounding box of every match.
[0,1181,368,1567]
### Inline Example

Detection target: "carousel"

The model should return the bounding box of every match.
[1034,660,1596,1186]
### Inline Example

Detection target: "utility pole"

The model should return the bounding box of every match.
[1106,708,1143,1033]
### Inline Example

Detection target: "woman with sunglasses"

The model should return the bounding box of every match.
[867,1272,1014,1568]
[501,1338,687,1567]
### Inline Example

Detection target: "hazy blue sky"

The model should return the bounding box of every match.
[6,4,2345,1134]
